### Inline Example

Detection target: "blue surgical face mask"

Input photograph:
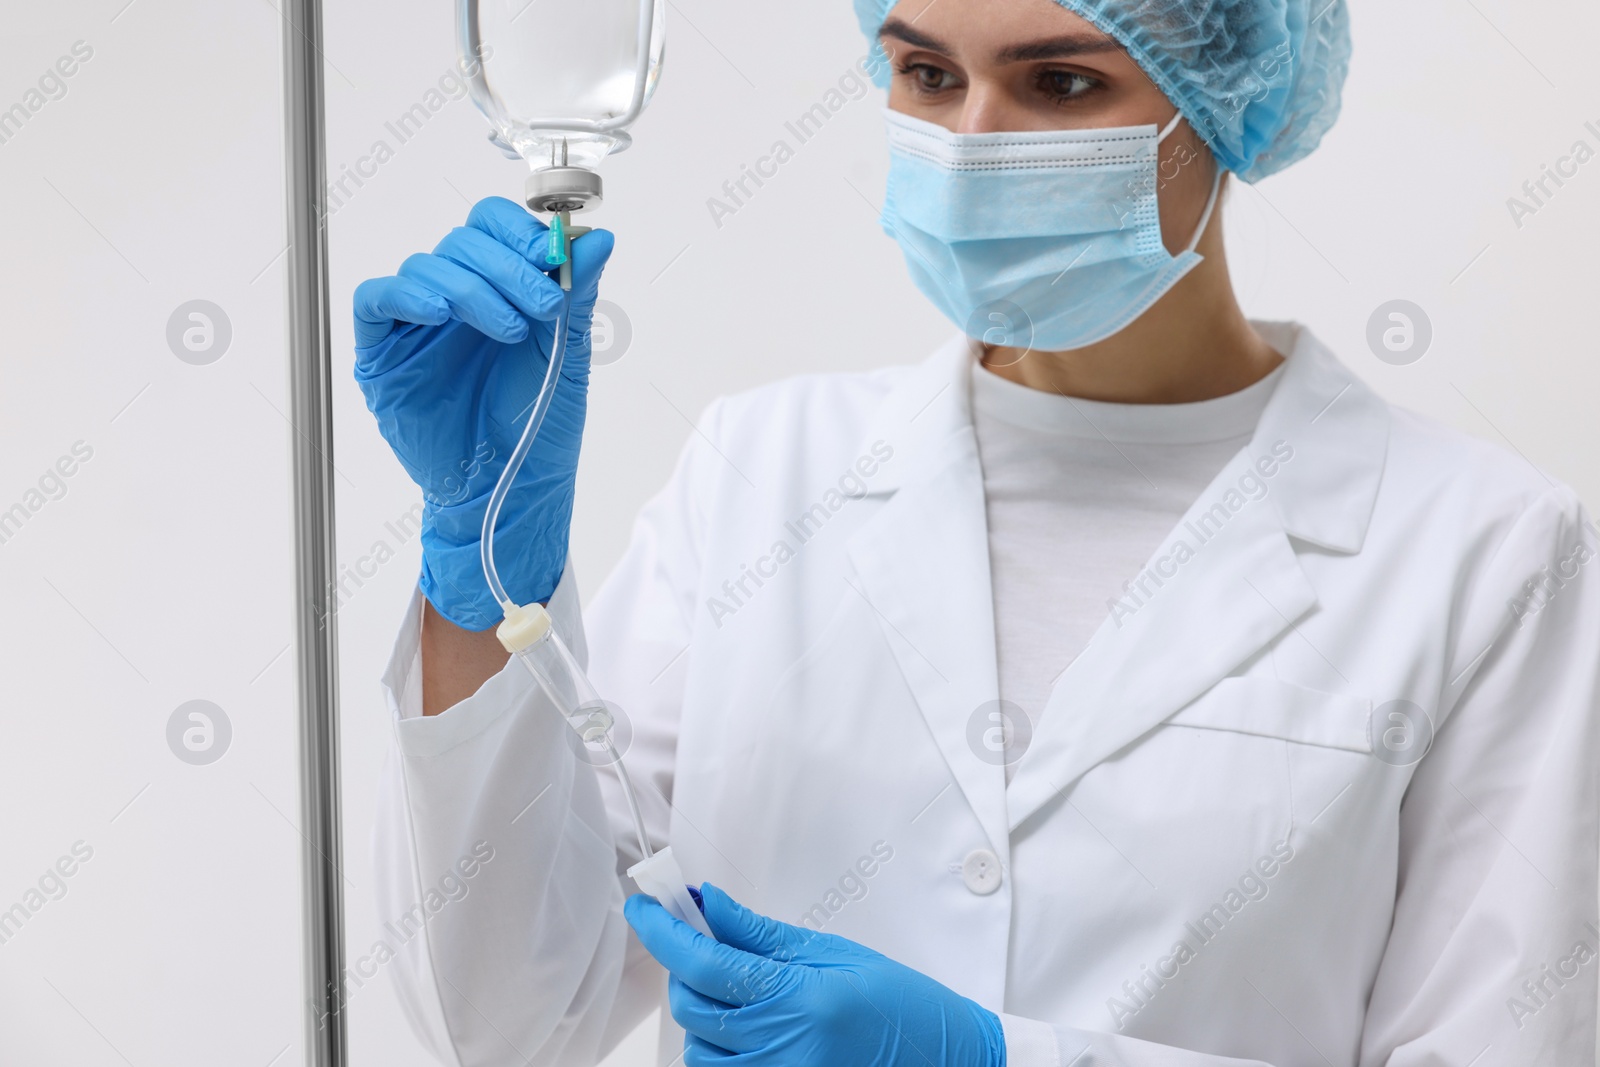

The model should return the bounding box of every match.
[880,109,1224,352]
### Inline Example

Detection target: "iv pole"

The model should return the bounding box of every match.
[282,0,347,1063]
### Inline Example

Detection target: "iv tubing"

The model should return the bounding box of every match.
[477,238,655,864]
[479,289,569,613]
[592,729,653,862]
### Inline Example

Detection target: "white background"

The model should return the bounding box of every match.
[1,0,1596,1063]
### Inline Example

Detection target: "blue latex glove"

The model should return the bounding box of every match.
[353,196,615,630]
[625,883,1007,1067]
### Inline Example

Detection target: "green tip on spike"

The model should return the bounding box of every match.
[546,214,568,267]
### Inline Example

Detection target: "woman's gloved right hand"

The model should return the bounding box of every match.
[353,196,615,631]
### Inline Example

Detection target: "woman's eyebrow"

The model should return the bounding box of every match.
[878,17,950,53]
[878,18,1121,64]
[996,34,1122,62]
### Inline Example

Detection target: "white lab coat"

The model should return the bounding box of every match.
[371,321,1600,1067]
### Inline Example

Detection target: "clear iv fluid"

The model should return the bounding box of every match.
[459,0,666,171]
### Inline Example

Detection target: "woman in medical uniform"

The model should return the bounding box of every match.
[351,0,1600,1063]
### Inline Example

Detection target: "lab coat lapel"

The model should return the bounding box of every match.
[1005,323,1391,832]
[1003,455,1317,831]
[845,337,1012,860]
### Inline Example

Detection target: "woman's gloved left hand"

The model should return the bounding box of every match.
[625,883,1007,1066]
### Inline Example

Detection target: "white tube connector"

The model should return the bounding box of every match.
[497,601,552,654]
[628,846,715,939]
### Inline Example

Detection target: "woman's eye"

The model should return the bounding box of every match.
[899,63,958,94]
[1039,69,1100,103]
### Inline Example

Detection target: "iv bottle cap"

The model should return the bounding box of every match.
[497,602,552,654]
[526,167,603,214]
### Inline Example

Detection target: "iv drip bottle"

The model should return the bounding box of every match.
[458,0,666,173]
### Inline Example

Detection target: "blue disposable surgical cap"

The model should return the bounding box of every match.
[855,0,1350,182]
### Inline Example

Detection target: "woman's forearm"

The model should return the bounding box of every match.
[419,597,511,716]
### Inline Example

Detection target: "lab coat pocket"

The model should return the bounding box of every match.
[1158,677,1373,861]
[1165,677,1372,755]
[1060,678,1373,900]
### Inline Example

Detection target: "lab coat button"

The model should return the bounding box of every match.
[961,849,1001,895]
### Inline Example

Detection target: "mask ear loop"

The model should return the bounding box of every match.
[1156,110,1226,255]
[1185,167,1225,254]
